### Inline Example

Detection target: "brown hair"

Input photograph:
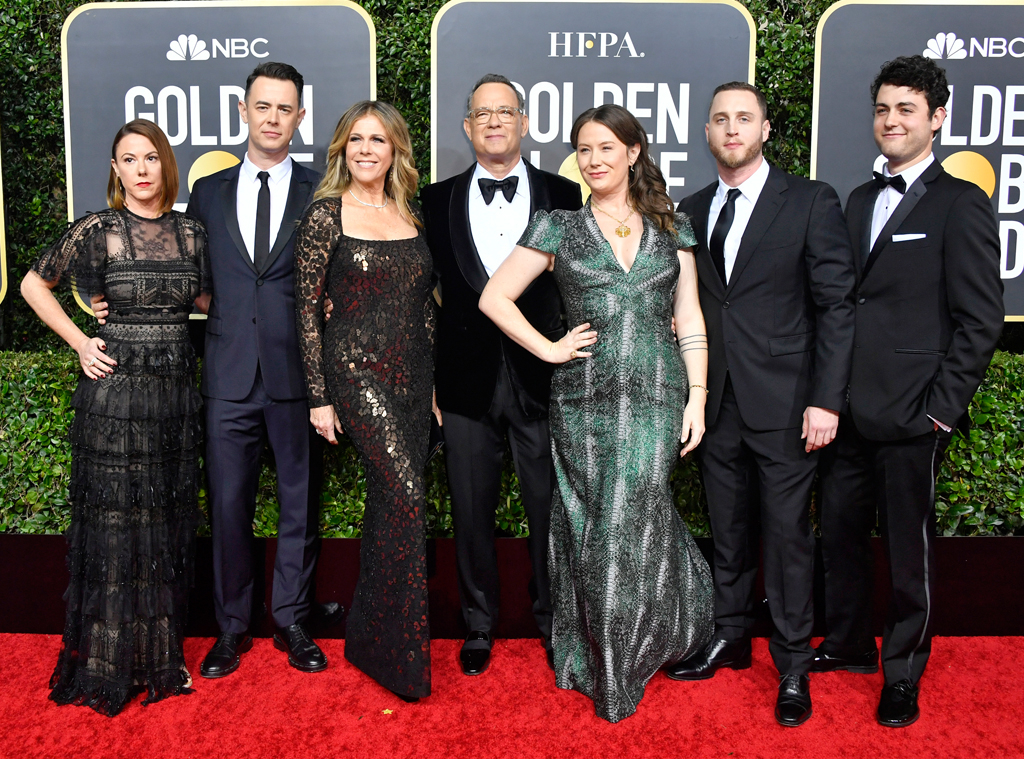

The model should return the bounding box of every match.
[710,82,769,122]
[314,100,420,228]
[107,119,179,212]
[570,104,675,234]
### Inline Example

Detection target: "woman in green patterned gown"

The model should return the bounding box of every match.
[480,104,714,723]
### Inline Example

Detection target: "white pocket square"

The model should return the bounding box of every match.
[892,233,926,242]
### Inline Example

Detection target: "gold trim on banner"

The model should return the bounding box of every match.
[429,0,757,182]
[60,0,376,314]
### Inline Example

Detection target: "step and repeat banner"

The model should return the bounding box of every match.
[430,0,755,200]
[813,0,1024,320]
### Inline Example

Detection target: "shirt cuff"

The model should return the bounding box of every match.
[928,414,952,432]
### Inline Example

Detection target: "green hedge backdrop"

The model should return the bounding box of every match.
[1,0,1022,537]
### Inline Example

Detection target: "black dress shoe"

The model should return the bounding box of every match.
[314,601,346,628]
[665,638,752,681]
[200,632,253,679]
[775,674,812,727]
[273,623,328,672]
[811,644,879,673]
[546,647,555,671]
[460,631,491,676]
[877,679,920,727]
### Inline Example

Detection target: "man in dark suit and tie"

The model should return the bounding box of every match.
[187,62,327,677]
[668,82,856,727]
[815,56,1004,727]
[420,74,582,676]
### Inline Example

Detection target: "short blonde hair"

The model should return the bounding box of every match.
[107,119,179,213]
[314,101,420,228]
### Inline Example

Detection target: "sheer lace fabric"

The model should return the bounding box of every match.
[295,198,435,698]
[33,209,208,716]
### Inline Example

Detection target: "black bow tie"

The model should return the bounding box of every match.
[479,176,519,205]
[873,171,907,194]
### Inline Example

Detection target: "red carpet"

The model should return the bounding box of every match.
[1,634,1021,758]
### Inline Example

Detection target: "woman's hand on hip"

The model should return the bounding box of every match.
[310,405,343,445]
[546,323,597,364]
[77,336,116,380]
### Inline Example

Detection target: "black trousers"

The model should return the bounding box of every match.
[206,367,322,633]
[819,415,951,684]
[442,357,554,645]
[698,379,818,675]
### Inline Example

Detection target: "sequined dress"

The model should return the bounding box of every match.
[32,209,208,717]
[519,205,714,722]
[295,197,434,698]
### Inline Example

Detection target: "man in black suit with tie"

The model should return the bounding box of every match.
[420,74,582,676]
[187,62,327,677]
[815,56,1004,727]
[668,83,856,727]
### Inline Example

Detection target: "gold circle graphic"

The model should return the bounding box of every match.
[941,151,996,198]
[558,152,591,202]
[188,150,242,192]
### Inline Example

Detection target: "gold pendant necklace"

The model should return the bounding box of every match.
[591,200,633,238]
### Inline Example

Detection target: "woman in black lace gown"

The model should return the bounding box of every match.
[21,120,210,717]
[294,101,435,700]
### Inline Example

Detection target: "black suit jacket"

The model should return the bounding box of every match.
[844,161,1004,441]
[678,164,857,430]
[187,160,320,401]
[420,160,583,420]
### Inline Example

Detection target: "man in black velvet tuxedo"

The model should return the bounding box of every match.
[815,56,1003,727]
[669,83,856,727]
[420,74,582,676]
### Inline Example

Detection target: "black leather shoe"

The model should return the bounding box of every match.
[877,679,919,727]
[273,623,328,672]
[315,601,346,628]
[546,647,555,670]
[665,638,752,681]
[811,644,879,673]
[775,674,812,727]
[460,631,491,676]
[200,632,253,679]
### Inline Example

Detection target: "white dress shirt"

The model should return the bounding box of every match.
[706,157,771,284]
[469,158,531,277]
[869,153,934,250]
[236,153,293,262]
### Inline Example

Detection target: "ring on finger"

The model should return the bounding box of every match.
[87,358,96,367]
[570,350,577,359]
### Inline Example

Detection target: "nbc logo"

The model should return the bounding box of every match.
[923,32,967,60]
[167,34,210,61]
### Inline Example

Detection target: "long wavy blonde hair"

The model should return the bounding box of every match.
[314,100,420,228]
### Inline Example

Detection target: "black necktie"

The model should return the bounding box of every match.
[709,188,741,285]
[873,171,906,194]
[255,170,271,270]
[478,176,519,205]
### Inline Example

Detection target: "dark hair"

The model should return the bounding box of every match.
[570,104,676,234]
[871,55,949,115]
[107,119,179,213]
[465,73,525,115]
[244,61,304,103]
[709,82,768,122]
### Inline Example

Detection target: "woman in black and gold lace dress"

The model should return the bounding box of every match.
[294,101,436,701]
[21,120,210,716]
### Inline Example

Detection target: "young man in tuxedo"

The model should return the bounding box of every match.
[669,83,857,727]
[815,56,1004,727]
[420,74,582,676]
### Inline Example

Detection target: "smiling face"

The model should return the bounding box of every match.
[345,113,394,187]
[705,89,770,171]
[111,133,163,208]
[239,76,305,163]
[574,121,640,196]
[463,82,529,166]
[873,84,945,173]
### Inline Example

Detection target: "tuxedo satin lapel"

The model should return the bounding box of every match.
[449,165,489,294]
[854,185,879,279]
[689,184,725,298]
[220,170,257,275]
[863,172,930,280]
[260,164,311,274]
[726,168,786,294]
[526,159,549,216]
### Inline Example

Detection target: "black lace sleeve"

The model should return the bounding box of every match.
[31,213,107,293]
[176,212,212,293]
[294,197,342,408]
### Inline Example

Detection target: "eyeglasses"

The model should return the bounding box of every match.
[467,106,524,124]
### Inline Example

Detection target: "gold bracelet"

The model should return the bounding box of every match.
[689,384,709,393]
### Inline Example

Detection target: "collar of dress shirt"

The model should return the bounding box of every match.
[716,155,770,205]
[882,152,933,188]
[240,152,292,185]
[471,156,528,200]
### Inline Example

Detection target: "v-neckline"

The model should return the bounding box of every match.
[586,203,647,275]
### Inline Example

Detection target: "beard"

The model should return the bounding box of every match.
[710,137,763,170]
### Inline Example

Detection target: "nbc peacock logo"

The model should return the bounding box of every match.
[923,32,967,60]
[167,34,211,62]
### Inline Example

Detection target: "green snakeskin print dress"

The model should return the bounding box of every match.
[519,204,714,723]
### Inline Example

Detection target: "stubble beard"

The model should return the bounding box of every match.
[711,137,763,170]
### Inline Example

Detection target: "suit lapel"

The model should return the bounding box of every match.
[259,160,312,274]
[449,164,489,294]
[688,182,725,299]
[219,168,257,275]
[844,183,873,281]
[525,159,549,216]
[862,160,938,280]
[726,165,786,294]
